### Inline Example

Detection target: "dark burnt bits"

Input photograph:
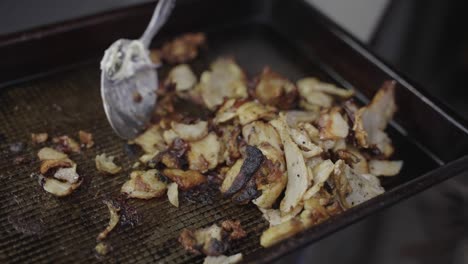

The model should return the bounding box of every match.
[223,145,264,197]
[220,220,247,240]
[231,177,260,204]
[181,182,220,205]
[123,143,141,159]
[132,91,143,103]
[52,135,80,153]
[178,219,246,256]
[331,149,360,165]
[108,196,140,228]
[149,138,189,169]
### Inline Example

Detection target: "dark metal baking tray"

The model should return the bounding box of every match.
[0,0,467,263]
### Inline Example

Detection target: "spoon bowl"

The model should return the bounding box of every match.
[100,0,176,139]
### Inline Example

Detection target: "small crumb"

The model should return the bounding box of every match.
[9,142,25,153]
[95,242,111,256]
[31,133,48,144]
[133,92,142,103]
[95,153,122,174]
[78,130,94,148]
[52,104,62,112]
[13,156,26,165]
[132,162,140,169]
[149,49,161,64]
[53,135,80,153]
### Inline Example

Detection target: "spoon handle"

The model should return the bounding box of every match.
[140,0,176,48]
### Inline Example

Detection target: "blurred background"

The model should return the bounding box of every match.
[0,0,467,263]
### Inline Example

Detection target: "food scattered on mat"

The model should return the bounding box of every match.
[158,32,206,64]
[36,147,82,197]
[178,220,246,256]
[203,253,243,264]
[95,153,122,174]
[95,242,111,256]
[121,170,167,199]
[167,182,179,207]
[79,130,94,148]
[26,33,403,259]
[52,135,81,153]
[9,142,25,153]
[127,55,403,249]
[31,133,48,144]
[97,200,121,241]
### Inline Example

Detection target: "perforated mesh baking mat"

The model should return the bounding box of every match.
[0,64,270,263]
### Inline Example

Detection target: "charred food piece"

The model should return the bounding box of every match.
[178,220,246,256]
[221,145,264,197]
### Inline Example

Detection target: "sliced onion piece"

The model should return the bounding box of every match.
[37,147,68,161]
[171,121,208,141]
[167,182,179,207]
[369,160,403,176]
[95,153,122,175]
[97,200,120,241]
[203,253,243,264]
[121,170,167,199]
[270,118,308,213]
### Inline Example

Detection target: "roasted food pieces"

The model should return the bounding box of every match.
[36,147,82,197]
[352,80,397,157]
[95,153,122,175]
[52,135,81,153]
[221,145,264,198]
[113,53,403,253]
[203,253,243,264]
[159,32,206,64]
[163,168,207,190]
[270,117,309,213]
[121,170,167,199]
[31,133,48,144]
[197,58,248,110]
[179,220,246,256]
[166,64,198,92]
[133,124,166,155]
[252,67,298,109]
[186,132,223,173]
[78,130,94,148]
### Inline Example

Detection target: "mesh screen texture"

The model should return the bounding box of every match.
[0,67,268,263]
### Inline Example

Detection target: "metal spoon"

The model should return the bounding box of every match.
[100,0,176,139]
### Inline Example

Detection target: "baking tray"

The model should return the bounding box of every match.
[0,0,467,263]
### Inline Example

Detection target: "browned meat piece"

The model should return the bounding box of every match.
[179,220,246,256]
[151,138,189,169]
[252,67,297,109]
[221,145,264,197]
[220,220,247,240]
[163,169,207,190]
[78,130,94,148]
[52,135,80,153]
[160,33,206,64]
